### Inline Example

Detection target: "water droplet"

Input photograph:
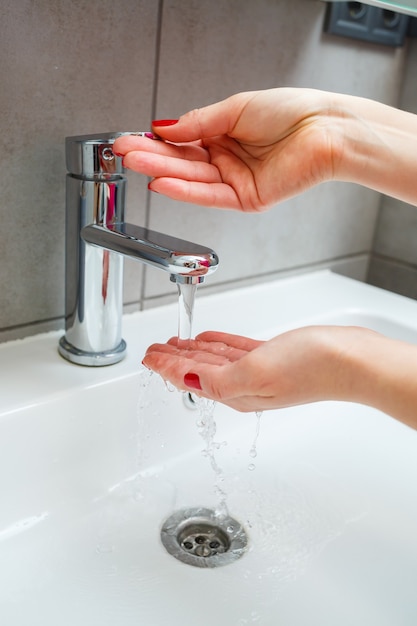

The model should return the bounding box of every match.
[248,463,256,472]
[248,411,262,462]
[164,380,177,393]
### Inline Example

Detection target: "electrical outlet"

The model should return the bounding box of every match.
[324,2,409,46]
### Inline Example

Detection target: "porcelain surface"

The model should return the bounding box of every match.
[1,271,416,625]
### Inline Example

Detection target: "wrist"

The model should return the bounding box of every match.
[326,93,417,205]
[331,327,417,427]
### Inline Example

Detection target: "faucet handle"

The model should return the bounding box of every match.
[65,132,149,178]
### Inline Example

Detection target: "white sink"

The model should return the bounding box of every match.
[1,270,417,625]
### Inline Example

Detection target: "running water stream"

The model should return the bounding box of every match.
[176,283,228,514]
[176,282,197,347]
[135,284,263,515]
[176,283,262,516]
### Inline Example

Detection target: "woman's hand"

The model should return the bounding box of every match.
[113,87,417,211]
[143,326,417,428]
[113,88,339,212]
[143,326,365,412]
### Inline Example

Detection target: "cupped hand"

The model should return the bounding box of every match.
[113,88,339,212]
[142,326,365,412]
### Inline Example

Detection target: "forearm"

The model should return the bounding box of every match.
[330,93,417,206]
[335,329,417,428]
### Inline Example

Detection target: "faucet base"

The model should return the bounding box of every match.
[58,337,127,367]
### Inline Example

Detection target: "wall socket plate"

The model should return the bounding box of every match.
[324,2,409,46]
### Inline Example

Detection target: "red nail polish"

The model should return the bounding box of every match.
[152,119,179,127]
[184,372,202,390]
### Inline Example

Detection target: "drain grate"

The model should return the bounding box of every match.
[178,520,230,557]
[160,507,248,568]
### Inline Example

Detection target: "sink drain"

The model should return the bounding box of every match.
[182,391,199,410]
[160,507,248,568]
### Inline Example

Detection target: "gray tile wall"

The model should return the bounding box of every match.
[368,39,417,298]
[0,0,408,342]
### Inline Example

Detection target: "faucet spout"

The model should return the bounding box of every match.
[58,133,219,367]
[81,222,218,285]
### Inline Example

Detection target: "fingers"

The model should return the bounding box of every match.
[113,136,242,210]
[166,333,263,357]
[143,344,277,413]
[142,344,233,391]
[182,358,278,412]
[113,134,209,163]
[112,93,244,163]
[149,93,256,143]
[148,336,250,363]
[195,331,263,352]
[142,350,195,389]
[122,150,222,184]
[113,135,243,209]
[148,178,242,210]
[142,333,266,409]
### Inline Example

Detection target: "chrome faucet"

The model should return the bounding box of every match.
[58,133,219,366]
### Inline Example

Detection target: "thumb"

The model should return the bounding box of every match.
[152,92,255,143]
[183,361,243,403]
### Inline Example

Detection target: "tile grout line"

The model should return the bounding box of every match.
[139,0,164,310]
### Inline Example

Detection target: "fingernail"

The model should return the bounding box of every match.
[144,132,157,139]
[184,372,202,390]
[148,181,158,193]
[152,119,179,127]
